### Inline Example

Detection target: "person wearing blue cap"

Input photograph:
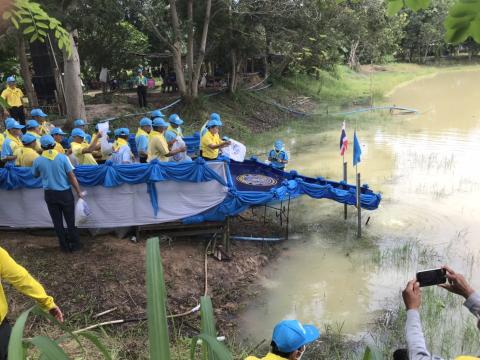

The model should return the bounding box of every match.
[50,128,68,154]
[111,128,133,164]
[148,117,185,162]
[32,135,83,252]
[31,108,52,135]
[200,112,221,138]
[200,118,230,160]
[25,120,42,153]
[135,68,148,107]
[150,109,165,120]
[136,117,152,163]
[246,320,320,360]
[1,118,24,164]
[15,133,39,167]
[165,114,184,145]
[268,140,289,170]
[1,76,25,126]
[69,119,92,144]
[70,128,101,165]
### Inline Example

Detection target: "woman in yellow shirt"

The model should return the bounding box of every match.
[200,119,230,160]
[70,128,101,165]
[0,247,63,359]
[147,117,185,162]
[15,133,39,167]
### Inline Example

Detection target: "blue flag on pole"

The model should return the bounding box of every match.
[353,131,362,166]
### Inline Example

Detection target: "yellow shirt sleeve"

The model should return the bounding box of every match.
[0,89,7,100]
[0,247,56,322]
[71,142,84,157]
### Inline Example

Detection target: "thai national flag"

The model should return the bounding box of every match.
[339,121,348,156]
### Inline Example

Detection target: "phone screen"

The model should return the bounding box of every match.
[416,268,447,287]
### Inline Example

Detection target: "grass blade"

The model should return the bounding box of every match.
[362,345,381,360]
[146,237,171,360]
[200,296,219,360]
[8,306,34,360]
[190,334,233,360]
[78,332,112,360]
[28,336,70,359]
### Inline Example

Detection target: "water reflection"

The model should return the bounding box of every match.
[239,70,480,343]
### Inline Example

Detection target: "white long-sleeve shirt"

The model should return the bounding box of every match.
[406,292,480,360]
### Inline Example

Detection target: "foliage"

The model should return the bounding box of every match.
[2,0,72,57]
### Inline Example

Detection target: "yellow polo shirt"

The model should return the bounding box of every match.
[0,247,56,323]
[201,131,222,159]
[54,142,65,154]
[15,147,39,167]
[71,142,97,165]
[1,87,24,107]
[245,353,287,360]
[148,131,169,162]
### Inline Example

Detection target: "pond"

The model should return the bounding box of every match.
[239,70,480,356]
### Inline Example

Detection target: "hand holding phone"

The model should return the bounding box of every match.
[416,268,446,287]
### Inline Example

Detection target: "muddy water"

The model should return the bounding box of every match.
[239,70,480,345]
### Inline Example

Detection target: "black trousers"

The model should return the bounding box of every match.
[8,106,25,125]
[137,85,147,107]
[0,319,11,360]
[44,189,80,251]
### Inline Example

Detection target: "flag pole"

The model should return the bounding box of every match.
[343,155,347,220]
[355,139,361,239]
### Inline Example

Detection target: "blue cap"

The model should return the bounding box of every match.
[73,119,86,127]
[210,113,221,121]
[168,114,184,126]
[6,76,16,83]
[151,109,165,118]
[31,108,47,117]
[114,128,130,136]
[26,119,39,129]
[50,127,67,136]
[5,118,25,130]
[274,140,285,151]
[206,119,223,128]
[72,128,86,138]
[152,117,169,128]
[272,320,320,353]
[21,133,37,144]
[139,117,153,127]
[40,135,56,147]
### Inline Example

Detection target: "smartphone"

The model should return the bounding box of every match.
[416,268,447,287]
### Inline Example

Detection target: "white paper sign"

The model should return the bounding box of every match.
[221,139,246,162]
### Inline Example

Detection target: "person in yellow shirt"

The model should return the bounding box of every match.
[0,246,63,360]
[1,76,25,125]
[50,127,67,154]
[15,133,39,167]
[1,118,24,165]
[200,119,230,160]
[70,128,101,165]
[31,108,53,135]
[245,320,319,360]
[25,119,42,153]
[147,117,185,162]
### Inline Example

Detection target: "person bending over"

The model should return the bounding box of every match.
[0,246,63,360]
[246,320,319,360]
[401,266,480,360]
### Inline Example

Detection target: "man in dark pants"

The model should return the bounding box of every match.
[1,76,25,126]
[135,69,148,107]
[32,135,84,252]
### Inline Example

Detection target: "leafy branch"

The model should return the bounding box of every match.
[2,0,72,57]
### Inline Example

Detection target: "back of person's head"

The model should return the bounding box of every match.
[270,320,320,360]
[40,135,56,150]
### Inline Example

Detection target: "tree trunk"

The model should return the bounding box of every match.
[191,0,212,98]
[63,30,86,129]
[17,34,38,107]
[229,49,237,93]
[186,0,194,95]
[169,0,187,97]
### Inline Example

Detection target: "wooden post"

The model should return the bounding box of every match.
[343,161,348,220]
[356,172,362,238]
[223,216,231,255]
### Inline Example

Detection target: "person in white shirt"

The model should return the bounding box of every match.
[111,128,133,164]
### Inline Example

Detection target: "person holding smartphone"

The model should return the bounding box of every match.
[399,266,480,360]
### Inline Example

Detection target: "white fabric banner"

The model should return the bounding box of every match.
[0,163,228,228]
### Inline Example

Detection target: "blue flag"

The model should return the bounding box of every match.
[353,131,362,166]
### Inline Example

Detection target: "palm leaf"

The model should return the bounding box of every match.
[7,306,33,360]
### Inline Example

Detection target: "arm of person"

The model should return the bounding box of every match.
[208,141,230,150]
[137,136,149,157]
[403,280,443,360]
[165,145,187,157]
[82,133,101,153]
[439,266,479,319]
[0,247,63,322]
[64,157,83,198]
